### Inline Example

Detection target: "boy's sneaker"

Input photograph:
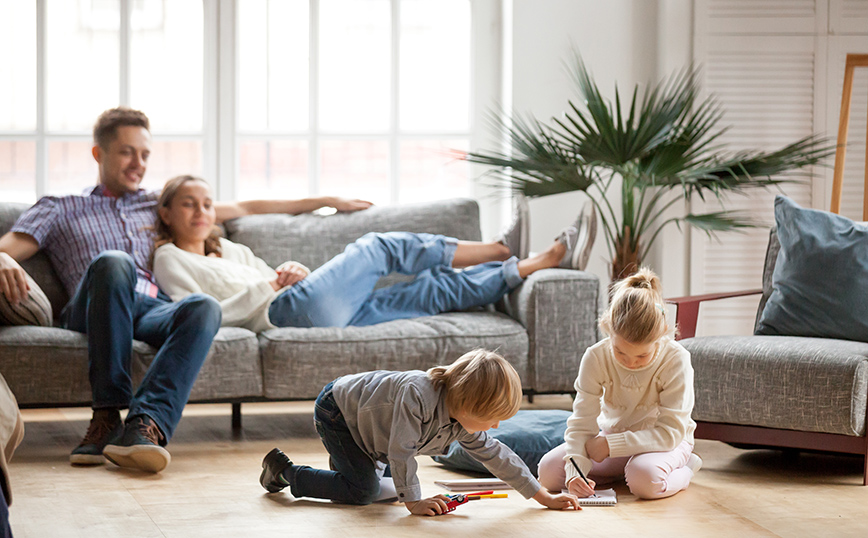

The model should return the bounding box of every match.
[687,453,703,474]
[495,193,530,259]
[70,408,123,465]
[260,448,293,493]
[103,415,171,473]
[556,201,596,270]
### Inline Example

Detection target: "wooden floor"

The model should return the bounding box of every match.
[8,396,868,538]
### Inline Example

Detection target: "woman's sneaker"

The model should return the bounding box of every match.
[556,201,596,270]
[495,193,530,259]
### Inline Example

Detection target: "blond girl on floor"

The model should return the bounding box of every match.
[537,268,700,500]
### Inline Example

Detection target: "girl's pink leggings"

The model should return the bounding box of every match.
[537,439,696,500]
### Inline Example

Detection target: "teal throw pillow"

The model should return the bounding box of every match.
[432,409,570,476]
[756,195,868,341]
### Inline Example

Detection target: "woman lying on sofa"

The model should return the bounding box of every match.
[151,175,583,332]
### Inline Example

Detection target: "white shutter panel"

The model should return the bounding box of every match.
[696,0,825,35]
[830,0,868,35]
[826,37,868,220]
[690,35,821,337]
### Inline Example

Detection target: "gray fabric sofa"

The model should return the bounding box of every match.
[669,229,868,484]
[0,198,600,428]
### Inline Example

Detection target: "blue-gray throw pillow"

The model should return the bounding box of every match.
[432,409,571,476]
[756,195,868,342]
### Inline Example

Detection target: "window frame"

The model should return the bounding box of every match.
[2,0,503,226]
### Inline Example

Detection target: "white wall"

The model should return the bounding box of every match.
[505,0,692,296]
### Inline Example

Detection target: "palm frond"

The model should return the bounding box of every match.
[462,49,835,273]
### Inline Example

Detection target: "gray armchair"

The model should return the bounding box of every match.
[668,229,868,485]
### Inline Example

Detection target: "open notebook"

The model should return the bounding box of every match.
[433,478,512,492]
[567,488,617,506]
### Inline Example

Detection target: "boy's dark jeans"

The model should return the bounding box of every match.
[290,382,382,505]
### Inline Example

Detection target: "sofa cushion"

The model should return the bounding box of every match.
[432,409,571,476]
[681,335,868,436]
[756,195,868,342]
[223,198,482,280]
[0,203,69,317]
[0,326,263,405]
[0,273,52,327]
[133,327,263,401]
[0,326,92,405]
[259,312,528,400]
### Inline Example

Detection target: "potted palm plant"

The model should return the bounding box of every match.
[463,53,834,281]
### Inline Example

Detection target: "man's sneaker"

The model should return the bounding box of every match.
[495,193,530,259]
[260,448,293,493]
[687,453,703,475]
[556,201,597,270]
[70,409,123,465]
[103,415,171,473]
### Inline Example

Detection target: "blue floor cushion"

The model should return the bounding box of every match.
[432,409,571,476]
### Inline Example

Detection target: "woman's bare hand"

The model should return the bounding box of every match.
[273,261,311,289]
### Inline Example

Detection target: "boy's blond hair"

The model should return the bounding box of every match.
[599,267,670,344]
[427,349,522,420]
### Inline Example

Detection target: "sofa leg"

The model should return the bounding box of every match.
[232,403,242,435]
[863,447,868,486]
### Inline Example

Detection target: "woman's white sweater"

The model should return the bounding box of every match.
[152,239,280,332]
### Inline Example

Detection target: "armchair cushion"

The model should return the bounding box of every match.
[756,195,868,342]
[682,335,868,436]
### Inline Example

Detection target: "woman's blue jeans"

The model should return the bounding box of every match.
[268,232,523,328]
[60,251,222,441]
[288,382,382,505]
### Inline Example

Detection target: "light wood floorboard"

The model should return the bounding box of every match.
[8,396,868,537]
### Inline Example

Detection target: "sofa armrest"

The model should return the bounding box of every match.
[666,289,762,340]
[498,269,600,393]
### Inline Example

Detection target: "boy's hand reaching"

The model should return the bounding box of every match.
[532,488,581,510]
[405,495,451,516]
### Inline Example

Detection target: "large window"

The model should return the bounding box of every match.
[0,0,205,202]
[1,0,483,207]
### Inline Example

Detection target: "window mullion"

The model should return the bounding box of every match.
[390,0,400,205]
[36,0,46,198]
[309,0,320,197]
[120,0,131,106]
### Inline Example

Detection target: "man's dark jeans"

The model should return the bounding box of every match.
[289,382,382,504]
[61,251,221,440]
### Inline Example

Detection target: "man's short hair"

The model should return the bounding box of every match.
[93,107,150,149]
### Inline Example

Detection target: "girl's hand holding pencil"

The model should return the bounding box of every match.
[568,456,597,498]
[567,476,597,498]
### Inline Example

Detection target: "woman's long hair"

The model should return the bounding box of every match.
[149,175,222,269]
